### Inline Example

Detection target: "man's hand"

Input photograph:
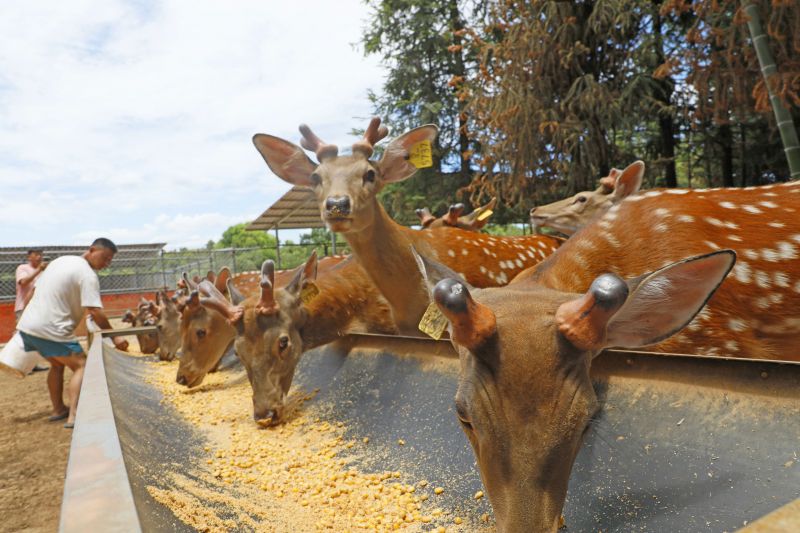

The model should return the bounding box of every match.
[114,338,129,352]
[39,261,49,271]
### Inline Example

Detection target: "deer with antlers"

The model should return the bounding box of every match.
[416,197,497,231]
[197,253,396,426]
[252,118,563,333]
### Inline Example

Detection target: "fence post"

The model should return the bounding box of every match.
[231,248,237,275]
[159,249,167,289]
[209,249,215,275]
[275,228,281,270]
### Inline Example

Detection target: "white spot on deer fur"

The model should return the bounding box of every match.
[755,296,771,310]
[694,308,712,323]
[761,249,779,262]
[755,271,772,289]
[448,250,455,257]
[719,201,736,209]
[537,241,548,249]
[644,191,662,198]
[774,272,790,288]
[666,189,689,194]
[609,204,622,213]
[792,234,800,244]
[482,248,490,256]
[462,249,468,256]
[515,259,524,268]
[625,195,646,202]
[743,249,759,260]
[677,214,695,223]
[794,280,800,293]
[727,235,742,242]
[705,217,739,230]
[763,191,778,197]
[759,201,778,208]
[768,221,785,228]
[488,240,496,246]
[732,262,752,284]
[728,319,748,332]
[686,318,701,332]
[496,272,508,284]
[654,208,670,217]
[598,220,612,230]
[724,340,739,352]
[778,241,798,260]
[480,265,487,274]
[770,293,784,305]
[527,250,535,258]
[600,231,621,248]
[654,222,669,232]
[518,253,526,261]
[704,241,721,250]
[743,205,763,214]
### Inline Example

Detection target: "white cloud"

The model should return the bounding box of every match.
[0,0,384,249]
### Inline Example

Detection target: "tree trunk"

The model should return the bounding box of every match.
[653,2,677,187]
[739,124,748,187]
[720,124,735,187]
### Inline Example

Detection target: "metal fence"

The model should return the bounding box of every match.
[0,242,350,302]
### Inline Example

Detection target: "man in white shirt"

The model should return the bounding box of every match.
[17,238,129,428]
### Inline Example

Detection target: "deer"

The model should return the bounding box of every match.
[175,256,349,387]
[121,297,160,354]
[529,161,643,236]
[413,177,800,531]
[416,197,497,231]
[152,290,181,361]
[198,252,396,426]
[252,118,563,334]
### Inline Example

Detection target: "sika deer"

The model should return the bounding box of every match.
[530,161,643,235]
[416,249,736,533]
[199,253,396,426]
[416,197,497,231]
[252,118,562,333]
[176,257,349,387]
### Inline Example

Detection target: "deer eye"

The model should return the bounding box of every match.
[196,328,206,339]
[310,173,322,187]
[278,335,289,350]
[574,195,587,204]
[363,169,376,184]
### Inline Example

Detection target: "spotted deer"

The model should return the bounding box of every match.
[175,256,349,387]
[252,118,563,333]
[198,253,396,426]
[530,161,643,235]
[416,197,497,231]
[416,248,735,532]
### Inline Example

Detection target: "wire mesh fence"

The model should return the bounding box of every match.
[0,242,350,302]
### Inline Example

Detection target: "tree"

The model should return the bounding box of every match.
[214,223,276,250]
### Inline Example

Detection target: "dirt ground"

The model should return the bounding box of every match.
[0,365,73,533]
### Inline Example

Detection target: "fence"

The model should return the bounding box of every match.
[0,242,350,302]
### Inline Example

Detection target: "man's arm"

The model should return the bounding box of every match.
[17,263,46,288]
[86,307,129,351]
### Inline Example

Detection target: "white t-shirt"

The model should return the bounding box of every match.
[18,255,103,342]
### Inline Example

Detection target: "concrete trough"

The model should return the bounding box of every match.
[61,332,800,532]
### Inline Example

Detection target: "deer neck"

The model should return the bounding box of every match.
[342,201,429,333]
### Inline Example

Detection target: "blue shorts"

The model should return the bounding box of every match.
[19,331,84,358]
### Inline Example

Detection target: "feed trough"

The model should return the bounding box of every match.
[61,332,799,532]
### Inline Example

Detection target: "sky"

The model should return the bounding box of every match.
[0,0,384,249]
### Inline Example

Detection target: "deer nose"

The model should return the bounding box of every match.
[176,374,187,385]
[325,196,351,216]
[254,409,278,427]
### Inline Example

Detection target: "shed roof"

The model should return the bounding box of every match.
[246,186,325,231]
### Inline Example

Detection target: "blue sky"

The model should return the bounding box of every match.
[0,1,384,249]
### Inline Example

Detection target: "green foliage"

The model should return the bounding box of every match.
[214,223,276,250]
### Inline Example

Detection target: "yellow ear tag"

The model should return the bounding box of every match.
[300,282,320,304]
[476,208,493,221]
[418,301,448,340]
[408,140,433,169]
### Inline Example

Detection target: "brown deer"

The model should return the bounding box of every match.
[152,290,181,361]
[252,118,563,333]
[416,197,497,231]
[176,256,349,387]
[121,297,160,354]
[530,161,643,235]
[199,253,396,426]
[417,249,735,532]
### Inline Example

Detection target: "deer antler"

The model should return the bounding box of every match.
[352,117,389,159]
[599,168,621,193]
[299,124,338,162]
[443,203,466,225]
[416,207,436,228]
[257,260,279,315]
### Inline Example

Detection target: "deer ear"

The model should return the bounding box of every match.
[378,125,439,183]
[613,161,644,201]
[412,246,471,298]
[605,250,735,348]
[286,250,318,296]
[252,134,317,187]
[215,267,231,296]
[433,278,496,352]
[226,279,245,305]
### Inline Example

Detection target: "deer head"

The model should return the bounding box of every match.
[252,117,438,234]
[155,289,181,361]
[175,286,236,388]
[200,255,318,426]
[415,249,735,532]
[530,161,643,235]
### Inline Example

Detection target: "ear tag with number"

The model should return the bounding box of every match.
[300,282,320,304]
[418,301,448,340]
[476,208,493,221]
[408,140,433,169]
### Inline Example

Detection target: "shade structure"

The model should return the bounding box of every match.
[246,186,324,232]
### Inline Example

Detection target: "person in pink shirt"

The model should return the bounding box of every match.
[15,249,48,322]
